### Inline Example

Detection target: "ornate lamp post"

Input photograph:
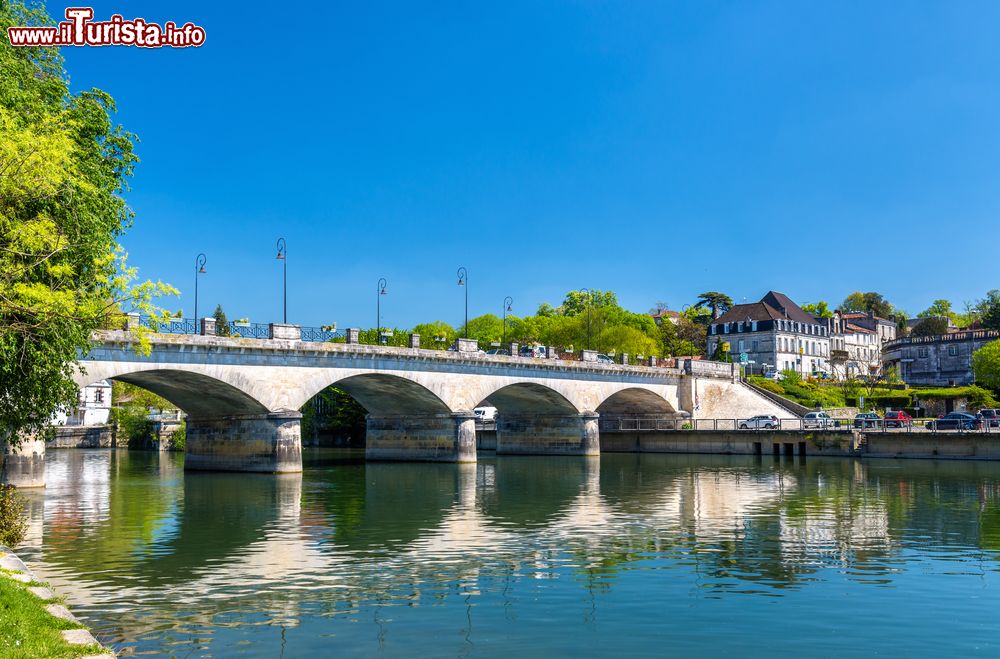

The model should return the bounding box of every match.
[377,277,387,344]
[457,267,468,339]
[194,253,206,321]
[502,296,513,345]
[580,288,593,350]
[275,238,287,323]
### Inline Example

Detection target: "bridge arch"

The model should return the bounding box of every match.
[325,373,452,416]
[595,387,676,417]
[475,382,581,416]
[75,367,270,418]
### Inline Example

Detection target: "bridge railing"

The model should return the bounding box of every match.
[131,315,345,342]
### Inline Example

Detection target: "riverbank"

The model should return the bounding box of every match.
[0,546,112,658]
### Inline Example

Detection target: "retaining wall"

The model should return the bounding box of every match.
[47,425,116,449]
[600,430,858,457]
[865,433,1000,460]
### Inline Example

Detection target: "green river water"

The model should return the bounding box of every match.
[15,449,1000,657]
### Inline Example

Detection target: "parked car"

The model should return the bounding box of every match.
[474,406,497,422]
[763,370,785,381]
[853,412,882,429]
[520,345,546,358]
[884,410,912,428]
[978,409,1000,428]
[485,348,510,356]
[596,354,614,364]
[739,415,779,430]
[803,411,834,429]
[928,412,983,431]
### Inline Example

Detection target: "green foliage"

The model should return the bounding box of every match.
[694,291,733,318]
[169,421,185,451]
[801,301,833,318]
[912,385,999,409]
[973,340,1000,392]
[917,299,956,321]
[747,376,784,394]
[111,381,174,410]
[0,484,27,548]
[411,321,457,349]
[301,387,367,444]
[213,304,231,337]
[0,1,176,445]
[980,290,1000,331]
[911,317,950,337]
[780,369,802,386]
[108,405,154,448]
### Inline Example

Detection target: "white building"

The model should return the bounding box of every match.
[821,312,895,379]
[52,380,112,426]
[707,291,831,377]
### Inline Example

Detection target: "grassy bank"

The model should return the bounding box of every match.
[747,376,999,412]
[0,565,105,658]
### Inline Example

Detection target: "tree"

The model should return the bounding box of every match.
[838,291,894,318]
[0,1,175,445]
[560,289,617,316]
[694,292,733,319]
[213,304,231,337]
[411,321,456,349]
[801,301,833,318]
[911,317,950,337]
[917,299,955,321]
[973,340,1000,391]
[978,290,1000,331]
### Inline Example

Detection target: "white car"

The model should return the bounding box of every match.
[763,370,785,381]
[474,406,497,422]
[739,415,779,430]
[803,411,835,429]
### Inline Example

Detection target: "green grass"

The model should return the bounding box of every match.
[0,567,105,658]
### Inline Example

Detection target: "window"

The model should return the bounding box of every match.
[752,340,759,351]
[737,321,743,332]
[738,339,745,352]
[710,325,716,335]
[948,346,958,356]
[94,388,103,404]
[723,323,730,334]
[918,347,929,358]
[751,321,758,331]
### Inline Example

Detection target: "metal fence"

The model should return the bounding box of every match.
[599,416,1000,434]
[132,316,344,342]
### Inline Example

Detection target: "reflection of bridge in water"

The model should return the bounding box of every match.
[62,329,785,479]
[24,449,952,646]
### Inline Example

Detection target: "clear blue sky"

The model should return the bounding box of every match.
[52,1,1000,328]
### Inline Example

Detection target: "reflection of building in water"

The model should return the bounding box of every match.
[778,501,891,566]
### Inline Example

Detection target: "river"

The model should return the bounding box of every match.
[16,449,1000,657]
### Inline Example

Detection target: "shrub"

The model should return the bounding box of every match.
[748,376,784,395]
[109,405,155,448]
[169,421,186,451]
[0,485,27,548]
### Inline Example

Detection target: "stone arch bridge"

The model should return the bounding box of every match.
[77,330,784,472]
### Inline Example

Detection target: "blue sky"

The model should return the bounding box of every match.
[51,1,1000,328]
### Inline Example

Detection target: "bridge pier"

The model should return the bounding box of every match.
[365,412,477,463]
[185,411,302,473]
[1,437,46,488]
[496,412,600,456]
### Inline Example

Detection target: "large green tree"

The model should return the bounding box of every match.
[694,291,733,319]
[911,317,950,337]
[917,299,955,321]
[1,2,174,443]
[973,340,1000,391]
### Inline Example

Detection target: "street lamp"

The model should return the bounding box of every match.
[194,253,206,322]
[580,288,593,351]
[275,238,287,323]
[377,277,387,345]
[502,296,513,345]
[457,267,468,339]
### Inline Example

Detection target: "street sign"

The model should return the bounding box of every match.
[722,342,731,352]
[739,352,748,364]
